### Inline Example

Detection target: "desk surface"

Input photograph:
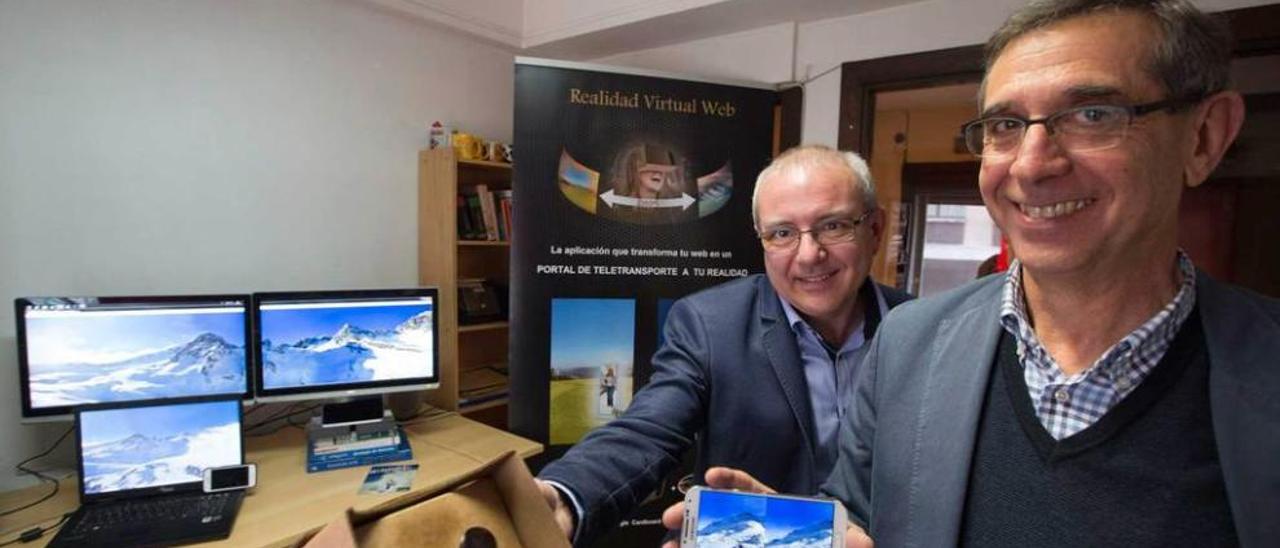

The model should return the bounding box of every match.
[0,413,541,547]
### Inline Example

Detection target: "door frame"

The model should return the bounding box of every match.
[837,4,1280,158]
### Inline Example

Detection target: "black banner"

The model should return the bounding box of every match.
[510,59,777,546]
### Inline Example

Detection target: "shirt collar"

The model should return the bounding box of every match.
[999,250,1198,376]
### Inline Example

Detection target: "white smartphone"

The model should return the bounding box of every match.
[203,463,256,493]
[680,486,846,547]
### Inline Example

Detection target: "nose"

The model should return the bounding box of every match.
[794,232,827,265]
[1007,123,1071,183]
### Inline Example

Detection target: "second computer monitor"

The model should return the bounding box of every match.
[252,288,439,402]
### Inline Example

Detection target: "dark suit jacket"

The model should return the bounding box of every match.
[539,274,912,546]
[822,271,1280,547]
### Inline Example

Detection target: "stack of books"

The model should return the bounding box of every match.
[305,425,413,473]
[458,184,513,242]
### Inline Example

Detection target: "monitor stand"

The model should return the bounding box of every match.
[321,396,385,427]
[306,396,398,442]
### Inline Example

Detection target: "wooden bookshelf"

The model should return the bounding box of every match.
[418,148,512,426]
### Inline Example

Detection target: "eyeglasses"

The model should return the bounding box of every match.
[960,97,1198,158]
[758,210,875,252]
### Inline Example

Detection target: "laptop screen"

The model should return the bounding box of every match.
[77,398,243,498]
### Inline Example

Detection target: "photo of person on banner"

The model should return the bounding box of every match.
[535,145,914,546]
[603,142,697,224]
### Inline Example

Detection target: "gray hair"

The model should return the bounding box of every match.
[751,145,877,229]
[982,0,1232,103]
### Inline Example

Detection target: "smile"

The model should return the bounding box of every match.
[1018,198,1094,220]
[796,272,835,284]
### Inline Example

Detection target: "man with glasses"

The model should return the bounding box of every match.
[535,145,912,546]
[663,1,1279,546]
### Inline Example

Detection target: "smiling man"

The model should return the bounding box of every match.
[535,145,912,546]
[664,1,1280,547]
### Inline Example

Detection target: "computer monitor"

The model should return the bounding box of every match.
[14,295,251,422]
[251,288,439,406]
[76,395,244,499]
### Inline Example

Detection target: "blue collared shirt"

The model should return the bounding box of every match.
[999,251,1197,440]
[779,281,888,478]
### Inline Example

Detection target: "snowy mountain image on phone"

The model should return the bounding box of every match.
[80,400,241,495]
[259,303,434,388]
[695,490,834,547]
[25,309,246,409]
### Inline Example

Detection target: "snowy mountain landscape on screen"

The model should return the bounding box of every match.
[261,311,434,388]
[82,422,240,494]
[29,333,245,409]
[696,511,834,547]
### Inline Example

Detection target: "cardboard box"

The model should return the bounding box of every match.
[301,451,569,548]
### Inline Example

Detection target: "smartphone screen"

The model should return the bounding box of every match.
[684,488,842,547]
[210,466,249,490]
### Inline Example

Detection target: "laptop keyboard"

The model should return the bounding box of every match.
[71,491,238,535]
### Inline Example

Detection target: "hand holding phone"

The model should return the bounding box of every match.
[679,486,845,547]
[661,467,873,548]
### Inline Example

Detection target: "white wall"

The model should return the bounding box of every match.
[593,22,795,84]
[0,0,514,489]
[592,0,1278,146]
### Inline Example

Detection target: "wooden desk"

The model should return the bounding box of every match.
[0,413,541,547]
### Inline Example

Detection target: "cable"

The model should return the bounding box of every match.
[0,512,72,546]
[0,426,74,518]
[13,425,73,474]
[245,403,321,436]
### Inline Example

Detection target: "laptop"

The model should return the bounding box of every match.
[49,396,247,548]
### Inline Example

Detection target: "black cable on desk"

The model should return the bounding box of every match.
[0,425,74,517]
[0,512,72,546]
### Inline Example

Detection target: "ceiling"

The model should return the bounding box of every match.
[522,0,921,59]
[370,0,927,59]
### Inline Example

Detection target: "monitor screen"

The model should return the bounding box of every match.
[15,295,251,421]
[252,288,439,401]
[77,397,243,499]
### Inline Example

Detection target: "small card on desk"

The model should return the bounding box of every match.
[359,464,419,495]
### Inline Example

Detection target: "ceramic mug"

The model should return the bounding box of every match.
[452,133,485,160]
[484,141,504,163]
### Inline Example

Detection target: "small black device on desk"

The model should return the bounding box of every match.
[48,396,248,548]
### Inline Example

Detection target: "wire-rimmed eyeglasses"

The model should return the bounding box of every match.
[960,97,1199,158]
[757,209,875,252]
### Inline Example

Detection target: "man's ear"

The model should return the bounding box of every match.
[867,206,887,249]
[1184,90,1246,188]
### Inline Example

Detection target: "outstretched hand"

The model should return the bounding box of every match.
[534,479,577,540]
[658,467,873,548]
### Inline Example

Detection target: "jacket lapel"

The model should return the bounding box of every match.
[906,282,1003,547]
[1198,273,1280,547]
[757,279,818,477]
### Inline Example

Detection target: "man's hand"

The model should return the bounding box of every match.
[845,523,874,548]
[659,467,873,548]
[659,467,772,547]
[534,479,576,540]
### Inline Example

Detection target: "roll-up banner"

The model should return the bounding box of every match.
[510,58,778,546]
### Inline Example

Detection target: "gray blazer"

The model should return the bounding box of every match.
[822,272,1280,547]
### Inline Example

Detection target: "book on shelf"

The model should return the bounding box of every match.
[458,364,509,408]
[459,193,486,241]
[475,184,500,241]
[456,195,479,240]
[496,190,513,242]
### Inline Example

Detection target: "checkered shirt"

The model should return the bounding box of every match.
[999,252,1197,440]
